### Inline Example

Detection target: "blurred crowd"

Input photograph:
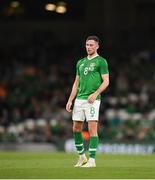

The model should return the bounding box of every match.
[0,32,155,145]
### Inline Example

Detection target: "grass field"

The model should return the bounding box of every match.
[0,152,155,179]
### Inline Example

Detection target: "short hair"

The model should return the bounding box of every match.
[86,35,99,43]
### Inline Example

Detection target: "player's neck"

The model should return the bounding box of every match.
[87,53,99,60]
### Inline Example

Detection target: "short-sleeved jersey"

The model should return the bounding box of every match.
[76,55,109,100]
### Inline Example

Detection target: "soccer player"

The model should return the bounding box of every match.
[66,35,109,168]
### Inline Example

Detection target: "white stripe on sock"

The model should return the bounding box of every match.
[75,143,83,147]
[89,148,97,151]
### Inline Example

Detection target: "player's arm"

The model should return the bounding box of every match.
[66,75,79,112]
[88,74,109,103]
[96,73,109,94]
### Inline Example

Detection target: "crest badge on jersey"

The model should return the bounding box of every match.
[89,63,96,71]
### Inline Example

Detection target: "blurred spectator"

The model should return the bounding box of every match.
[0,31,155,145]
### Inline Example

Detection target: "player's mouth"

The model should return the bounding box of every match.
[87,49,92,53]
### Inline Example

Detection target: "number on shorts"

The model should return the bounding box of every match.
[90,107,95,117]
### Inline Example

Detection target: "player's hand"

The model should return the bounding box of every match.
[88,92,98,103]
[66,101,72,112]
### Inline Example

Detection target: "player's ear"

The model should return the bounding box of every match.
[96,43,99,49]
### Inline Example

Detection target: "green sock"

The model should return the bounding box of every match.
[89,136,99,159]
[73,132,84,155]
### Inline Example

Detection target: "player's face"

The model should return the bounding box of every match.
[85,40,99,56]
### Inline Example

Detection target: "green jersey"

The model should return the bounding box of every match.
[76,55,109,100]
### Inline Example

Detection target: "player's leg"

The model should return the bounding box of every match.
[72,100,87,167]
[82,100,100,168]
[82,121,98,167]
[88,121,99,161]
[73,121,84,155]
[73,121,87,167]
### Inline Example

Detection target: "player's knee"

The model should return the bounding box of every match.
[89,129,98,136]
[73,125,81,132]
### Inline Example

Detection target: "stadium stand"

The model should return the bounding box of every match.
[0,31,155,148]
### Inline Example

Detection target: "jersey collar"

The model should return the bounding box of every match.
[87,54,99,60]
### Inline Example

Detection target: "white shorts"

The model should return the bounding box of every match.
[72,99,101,121]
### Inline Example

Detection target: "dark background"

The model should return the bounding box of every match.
[0,0,155,149]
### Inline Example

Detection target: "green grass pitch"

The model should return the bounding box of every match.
[0,152,155,179]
